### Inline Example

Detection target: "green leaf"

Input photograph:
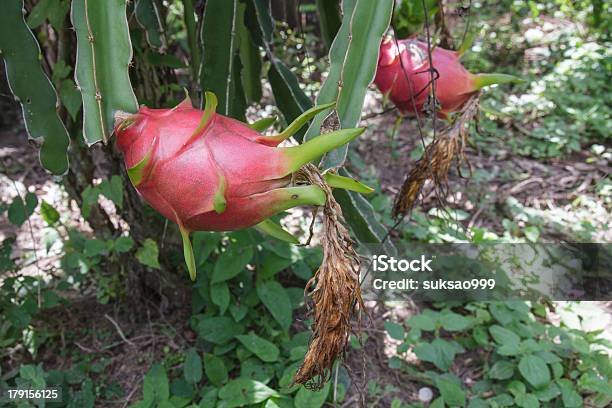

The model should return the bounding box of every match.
[534,383,561,402]
[204,354,228,386]
[143,363,169,403]
[518,355,551,389]
[71,0,139,144]
[40,201,59,226]
[514,393,540,408]
[440,312,471,331]
[435,374,466,407]
[384,321,405,340]
[489,361,515,380]
[256,280,292,331]
[489,325,521,346]
[98,175,124,209]
[8,192,38,227]
[196,316,243,344]
[0,0,70,174]
[136,239,161,269]
[294,382,330,408]
[134,0,167,52]
[210,282,230,314]
[211,247,253,283]
[414,338,462,371]
[183,348,203,385]
[218,378,279,407]
[557,379,582,408]
[84,239,107,257]
[407,314,437,331]
[236,334,280,362]
[114,236,134,253]
[59,79,82,120]
[200,0,245,119]
[392,0,439,39]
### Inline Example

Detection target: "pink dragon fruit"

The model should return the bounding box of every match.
[374,36,521,117]
[114,92,371,279]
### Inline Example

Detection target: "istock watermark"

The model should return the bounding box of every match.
[360,243,612,302]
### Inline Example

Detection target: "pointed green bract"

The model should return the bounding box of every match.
[249,116,277,132]
[127,143,154,186]
[472,73,525,89]
[324,172,374,194]
[254,219,299,244]
[457,28,480,57]
[261,102,336,144]
[281,128,365,174]
[268,186,327,212]
[213,174,227,214]
[195,91,218,134]
[179,226,197,281]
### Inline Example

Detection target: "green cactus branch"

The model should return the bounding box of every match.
[72,0,138,145]
[0,0,70,175]
[135,0,167,52]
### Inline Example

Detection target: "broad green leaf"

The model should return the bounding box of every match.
[514,393,540,408]
[114,236,134,253]
[256,280,292,331]
[143,363,169,403]
[135,0,167,52]
[435,374,466,407]
[84,239,107,257]
[218,378,279,407]
[236,334,280,362]
[59,79,82,120]
[440,312,471,331]
[0,0,69,174]
[210,282,230,314]
[384,321,405,340]
[183,348,203,385]
[534,383,561,402]
[72,0,139,144]
[407,314,437,331]
[294,382,330,408]
[136,239,161,269]
[204,354,228,386]
[557,379,582,408]
[489,325,521,346]
[211,247,253,283]
[414,338,462,371]
[489,361,515,380]
[200,0,245,119]
[196,316,243,344]
[98,175,123,209]
[518,355,551,389]
[8,192,38,227]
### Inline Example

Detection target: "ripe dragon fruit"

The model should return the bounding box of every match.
[374,36,521,117]
[114,92,371,280]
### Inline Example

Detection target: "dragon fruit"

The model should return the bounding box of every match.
[374,36,521,117]
[114,92,371,279]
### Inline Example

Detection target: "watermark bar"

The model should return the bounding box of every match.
[360,243,611,301]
